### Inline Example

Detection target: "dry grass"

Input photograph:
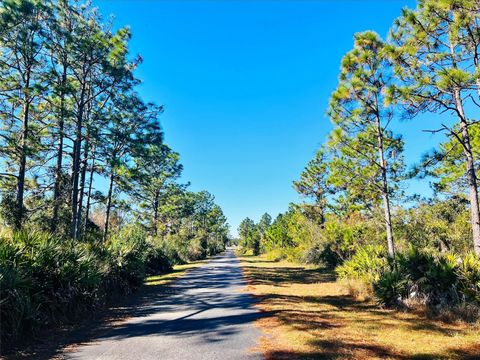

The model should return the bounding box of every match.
[239,255,480,360]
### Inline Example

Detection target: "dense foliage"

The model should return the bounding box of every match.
[238,0,480,319]
[0,0,229,349]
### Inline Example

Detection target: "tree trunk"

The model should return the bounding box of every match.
[70,85,86,239]
[84,152,95,233]
[103,171,115,241]
[454,90,480,255]
[374,105,395,259]
[51,62,67,232]
[15,68,31,229]
[153,189,159,235]
[76,137,89,239]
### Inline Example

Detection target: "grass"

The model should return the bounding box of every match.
[239,255,480,360]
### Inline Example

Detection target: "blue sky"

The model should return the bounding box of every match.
[93,0,444,236]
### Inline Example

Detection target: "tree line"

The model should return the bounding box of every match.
[239,0,480,317]
[0,0,229,350]
[0,0,229,242]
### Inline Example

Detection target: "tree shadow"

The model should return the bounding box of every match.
[4,250,266,359]
[244,261,480,360]
[242,264,335,287]
[265,339,480,360]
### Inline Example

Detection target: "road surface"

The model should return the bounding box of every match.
[65,249,263,360]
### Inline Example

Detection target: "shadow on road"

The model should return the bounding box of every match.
[93,254,266,342]
[4,252,265,360]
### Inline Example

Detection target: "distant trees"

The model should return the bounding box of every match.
[238,217,259,255]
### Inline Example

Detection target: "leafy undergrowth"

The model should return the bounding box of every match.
[239,255,480,360]
[3,260,206,359]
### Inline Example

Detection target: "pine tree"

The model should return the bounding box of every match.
[388,0,480,255]
[328,31,405,258]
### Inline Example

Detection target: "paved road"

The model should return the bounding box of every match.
[66,249,263,360]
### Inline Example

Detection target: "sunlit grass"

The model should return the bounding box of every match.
[145,260,207,286]
[240,255,480,360]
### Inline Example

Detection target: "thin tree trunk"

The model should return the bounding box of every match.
[453,90,480,255]
[51,62,67,232]
[76,84,93,239]
[76,137,89,239]
[153,189,159,235]
[84,151,95,233]
[374,102,395,258]
[15,68,31,229]
[70,85,86,239]
[103,171,114,241]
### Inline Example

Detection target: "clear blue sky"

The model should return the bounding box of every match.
[93,0,443,236]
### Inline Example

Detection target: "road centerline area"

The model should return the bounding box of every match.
[65,249,263,360]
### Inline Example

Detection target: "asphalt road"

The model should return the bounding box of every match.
[65,249,263,360]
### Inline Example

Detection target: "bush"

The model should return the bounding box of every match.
[145,239,173,274]
[104,226,151,293]
[374,248,480,314]
[374,269,407,307]
[375,248,459,307]
[335,245,388,300]
[336,245,387,283]
[456,253,480,305]
[0,230,104,346]
[0,226,177,349]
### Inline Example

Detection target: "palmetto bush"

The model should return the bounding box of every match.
[0,230,103,345]
[335,244,480,314]
[335,245,388,300]
[374,248,480,312]
[0,226,169,348]
[336,245,388,283]
[456,253,480,305]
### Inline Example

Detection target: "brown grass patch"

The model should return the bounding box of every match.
[239,255,480,360]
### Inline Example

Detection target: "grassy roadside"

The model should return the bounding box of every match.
[239,255,480,360]
[4,259,208,359]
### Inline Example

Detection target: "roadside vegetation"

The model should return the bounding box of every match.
[238,0,480,335]
[0,0,229,352]
[240,256,480,360]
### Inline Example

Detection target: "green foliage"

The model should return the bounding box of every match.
[0,222,223,347]
[374,269,407,307]
[375,248,480,308]
[104,226,151,292]
[336,245,388,283]
[238,217,261,255]
[0,230,105,345]
[394,197,472,253]
[456,253,480,304]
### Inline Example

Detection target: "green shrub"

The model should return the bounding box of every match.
[105,226,151,293]
[383,247,459,306]
[375,248,480,311]
[336,245,387,283]
[0,226,176,348]
[145,238,173,274]
[456,253,480,305]
[0,230,105,346]
[374,269,408,307]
